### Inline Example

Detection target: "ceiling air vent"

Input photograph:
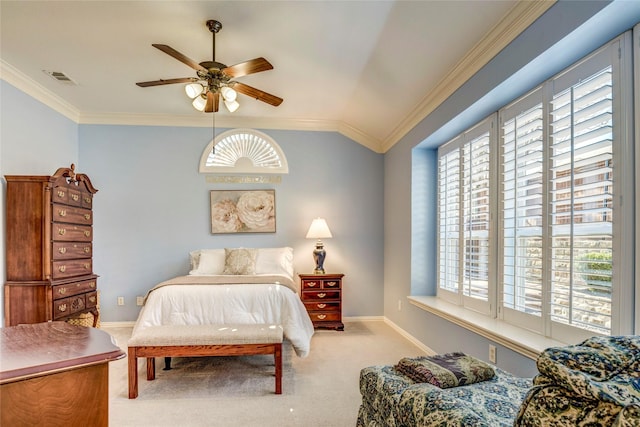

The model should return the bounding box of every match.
[43,70,77,85]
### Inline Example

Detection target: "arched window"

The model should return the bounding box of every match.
[199,129,288,174]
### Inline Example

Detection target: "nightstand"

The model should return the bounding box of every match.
[299,273,344,331]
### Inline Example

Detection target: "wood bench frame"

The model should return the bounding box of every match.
[127,326,283,399]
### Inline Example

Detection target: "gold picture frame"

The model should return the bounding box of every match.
[210,190,276,234]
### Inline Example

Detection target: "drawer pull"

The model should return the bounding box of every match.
[71,194,79,201]
[84,263,90,270]
[57,190,65,198]
[307,281,318,287]
[317,314,327,320]
[58,288,67,295]
[317,303,327,309]
[84,230,91,237]
[326,281,337,287]
[89,281,96,288]
[84,197,91,204]
[84,214,91,220]
[84,247,90,253]
[58,228,66,235]
[58,209,67,217]
[58,304,67,312]
[58,247,67,254]
[58,265,66,273]
[89,296,96,303]
[318,293,326,298]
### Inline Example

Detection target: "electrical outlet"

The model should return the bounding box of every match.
[398,299,402,311]
[117,296,125,306]
[136,296,144,306]
[489,344,497,363]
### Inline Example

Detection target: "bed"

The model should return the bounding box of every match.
[130,247,314,358]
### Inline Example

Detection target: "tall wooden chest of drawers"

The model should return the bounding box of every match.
[299,273,344,331]
[4,164,99,327]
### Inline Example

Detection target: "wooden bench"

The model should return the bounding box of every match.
[127,324,283,399]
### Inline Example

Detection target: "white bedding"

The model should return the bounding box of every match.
[131,275,315,357]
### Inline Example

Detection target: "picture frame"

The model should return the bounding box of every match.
[210,190,276,234]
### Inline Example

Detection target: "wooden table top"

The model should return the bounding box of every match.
[1,321,125,384]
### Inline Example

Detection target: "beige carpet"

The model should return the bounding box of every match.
[105,320,427,427]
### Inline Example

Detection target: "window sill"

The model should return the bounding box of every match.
[407,296,566,360]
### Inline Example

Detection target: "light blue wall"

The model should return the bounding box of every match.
[384,0,640,377]
[78,125,384,321]
[0,81,79,326]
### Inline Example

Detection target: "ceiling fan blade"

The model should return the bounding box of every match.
[233,82,283,107]
[152,44,207,72]
[223,57,273,78]
[136,77,197,87]
[204,91,219,113]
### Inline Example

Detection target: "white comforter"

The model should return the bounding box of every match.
[131,275,315,357]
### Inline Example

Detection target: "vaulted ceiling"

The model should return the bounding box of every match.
[0,1,553,152]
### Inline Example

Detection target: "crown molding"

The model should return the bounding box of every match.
[380,0,556,153]
[1,60,81,122]
[2,1,554,155]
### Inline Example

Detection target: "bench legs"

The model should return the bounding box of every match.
[128,343,283,399]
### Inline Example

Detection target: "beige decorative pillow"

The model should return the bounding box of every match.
[222,248,257,275]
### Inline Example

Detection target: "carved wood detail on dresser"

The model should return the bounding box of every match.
[299,273,344,331]
[4,164,99,327]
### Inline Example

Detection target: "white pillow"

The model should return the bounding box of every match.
[255,247,294,278]
[189,249,226,275]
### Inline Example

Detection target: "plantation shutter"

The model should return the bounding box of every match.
[500,91,545,329]
[548,64,614,337]
[438,144,461,296]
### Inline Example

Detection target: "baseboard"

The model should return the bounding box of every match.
[100,321,136,328]
[383,317,436,355]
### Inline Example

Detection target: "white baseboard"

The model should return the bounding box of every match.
[383,317,436,355]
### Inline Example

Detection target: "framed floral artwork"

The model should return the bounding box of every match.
[210,190,276,234]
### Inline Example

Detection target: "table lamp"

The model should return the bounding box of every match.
[306,218,332,274]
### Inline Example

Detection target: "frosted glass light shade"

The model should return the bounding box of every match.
[192,95,207,111]
[220,86,237,102]
[306,218,332,239]
[224,99,240,112]
[185,83,204,99]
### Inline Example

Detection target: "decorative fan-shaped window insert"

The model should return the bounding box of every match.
[199,129,288,174]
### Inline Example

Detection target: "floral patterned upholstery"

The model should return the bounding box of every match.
[357,336,640,427]
[515,335,640,426]
[357,364,531,427]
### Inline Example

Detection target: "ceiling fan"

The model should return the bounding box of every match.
[136,19,283,113]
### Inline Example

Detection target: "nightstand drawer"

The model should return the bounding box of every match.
[304,301,341,312]
[302,290,340,300]
[308,312,341,323]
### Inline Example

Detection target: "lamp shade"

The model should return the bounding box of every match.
[306,218,332,239]
[224,99,240,112]
[220,86,237,102]
[192,95,207,111]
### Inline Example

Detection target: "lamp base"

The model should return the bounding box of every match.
[312,242,326,275]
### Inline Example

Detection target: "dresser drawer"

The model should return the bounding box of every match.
[85,291,98,308]
[52,203,93,225]
[302,290,340,300]
[81,192,93,209]
[53,279,97,300]
[52,242,92,260]
[52,223,92,242]
[53,294,86,319]
[51,259,93,279]
[308,312,342,323]
[303,301,341,312]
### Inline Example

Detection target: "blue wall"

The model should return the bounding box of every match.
[383,0,640,377]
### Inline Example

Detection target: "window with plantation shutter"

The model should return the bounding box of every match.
[437,116,494,314]
[436,32,634,343]
[500,91,545,331]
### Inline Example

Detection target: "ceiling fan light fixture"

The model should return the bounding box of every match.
[192,94,207,111]
[220,86,237,102]
[224,99,240,113]
[185,83,204,98]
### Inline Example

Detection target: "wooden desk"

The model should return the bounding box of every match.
[1,321,125,427]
